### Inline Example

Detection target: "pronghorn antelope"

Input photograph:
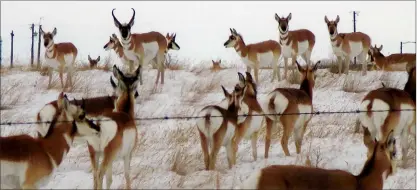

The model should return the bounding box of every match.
[85,65,140,189]
[0,93,100,189]
[263,61,319,157]
[35,77,139,138]
[211,59,222,72]
[224,28,282,83]
[196,84,242,170]
[324,15,372,75]
[40,27,78,90]
[368,44,416,71]
[274,13,316,80]
[358,64,416,164]
[88,55,100,69]
[111,8,180,85]
[241,130,398,190]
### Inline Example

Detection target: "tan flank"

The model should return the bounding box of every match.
[112,8,180,85]
[263,61,319,157]
[224,28,281,83]
[241,130,398,190]
[0,93,100,189]
[85,65,140,189]
[369,44,416,71]
[359,64,416,164]
[211,59,223,72]
[88,55,100,69]
[275,13,316,80]
[40,27,78,90]
[325,15,372,75]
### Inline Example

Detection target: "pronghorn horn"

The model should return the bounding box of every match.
[221,85,229,96]
[88,55,92,61]
[112,33,117,38]
[230,28,234,34]
[112,8,122,28]
[173,33,176,40]
[110,76,117,89]
[128,8,136,26]
[313,60,321,70]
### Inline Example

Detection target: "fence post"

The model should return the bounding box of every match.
[10,30,14,68]
[0,36,2,66]
[37,25,42,69]
[30,23,35,66]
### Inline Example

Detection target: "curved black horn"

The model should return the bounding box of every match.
[129,8,136,26]
[112,8,121,27]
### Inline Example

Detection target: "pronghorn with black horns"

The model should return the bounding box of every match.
[241,130,398,190]
[111,8,180,85]
[263,60,319,157]
[224,28,282,83]
[368,44,416,71]
[274,13,316,80]
[40,27,78,90]
[84,65,140,189]
[358,63,416,165]
[0,92,100,189]
[325,15,372,76]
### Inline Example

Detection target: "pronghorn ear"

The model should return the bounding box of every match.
[287,13,292,21]
[221,85,230,97]
[110,76,117,89]
[313,61,321,71]
[335,15,340,24]
[212,60,215,64]
[112,65,124,81]
[52,28,57,36]
[238,72,245,87]
[172,33,177,41]
[295,60,304,72]
[275,13,280,22]
[96,56,100,62]
[324,15,329,23]
[245,72,254,83]
[219,59,221,63]
[112,33,118,39]
[378,45,383,51]
[88,55,92,62]
[166,33,170,38]
[230,28,234,34]
[40,27,45,35]
[232,28,237,35]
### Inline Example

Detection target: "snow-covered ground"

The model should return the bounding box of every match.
[0,62,415,189]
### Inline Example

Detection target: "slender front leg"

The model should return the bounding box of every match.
[254,66,259,84]
[264,118,273,159]
[246,66,252,75]
[198,130,210,170]
[59,67,64,89]
[251,131,259,161]
[123,153,133,189]
[47,67,53,89]
[283,57,288,80]
[345,57,351,75]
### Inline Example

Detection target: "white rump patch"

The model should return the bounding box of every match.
[37,104,57,137]
[196,107,224,146]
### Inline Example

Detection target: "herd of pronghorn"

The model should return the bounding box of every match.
[0,8,416,190]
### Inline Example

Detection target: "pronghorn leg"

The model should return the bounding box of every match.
[225,142,235,169]
[400,128,410,165]
[59,66,65,89]
[303,50,312,68]
[251,131,259,161]
[275,56,281,81]
[157,53,165,85]
[87,145,99,189]
[98,154,115,190]
[198,130,210,170]
[294,122,309,154]
[281,118,295,156]
[209,127,226,170]
[246,66,252,76]
[336,56,343,75]
[264,118,273,159]
[345,57,351,75]
[105,163,113,189]
[47,67,53,89]
[291,56,297,76]
[21,183,35,190]
[254,66,259,84]
[358,50,368,76]
[283,57,289,80]
[123,153,133,189]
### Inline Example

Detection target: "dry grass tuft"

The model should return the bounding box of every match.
[287,69,302,84]
[0,83,22,110]
[171,148,187,176]
[342,74,365,93]
[181,75,221,103]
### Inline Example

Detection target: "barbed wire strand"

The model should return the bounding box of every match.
[0,108,415,126]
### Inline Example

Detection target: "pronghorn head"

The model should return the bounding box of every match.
[103,34,120,51]
[234,72,249,123]
[112,65,141,97]
[166,33,181,50]
[274,13,292,33]
[218,85,235,109]
[88,55,100,68]
[211,59,222,71]
[369,44,384,58]
[40,27,57,48]
[224,28,241,48]
[324,15,340,37]
[296,60,320,89]
[110,76,139,99]
[112,8,136,40]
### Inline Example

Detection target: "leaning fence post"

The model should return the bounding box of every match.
[10,30,14,68]
[0,36,2,66]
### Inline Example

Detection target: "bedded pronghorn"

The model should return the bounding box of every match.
[0,93,100,189]
[241,130,398,190]
[274,13,316,80]
[211,59,222,72]
[263,61,319,157]
[368,44,416,71]
[111,8,180,85]
[224,28,282,83]
[84,65,140,189]
[88,55,100,69]
[40,27,78,90]
[35,77,138,138]
[324,15,371,76]
[358,64,416,164]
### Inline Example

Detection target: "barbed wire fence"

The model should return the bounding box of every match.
[0,108,415,126]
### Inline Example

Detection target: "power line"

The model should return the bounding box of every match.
[0,108,415,126]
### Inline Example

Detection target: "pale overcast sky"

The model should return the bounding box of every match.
[1,1,415,65]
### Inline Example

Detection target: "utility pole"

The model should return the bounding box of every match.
[37,17,43,69]
[30,23,35,66]
[10,30,14,68]
[400,41,416,54]
[351,11,359,65]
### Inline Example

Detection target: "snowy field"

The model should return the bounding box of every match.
[0,61,415,189]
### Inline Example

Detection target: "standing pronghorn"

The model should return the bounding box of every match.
[263,61,319,156]
[274,13,316,80]
[0,93,100,189]
[324,15,371,75]
[368,44,416,71]
[84,65,140,189]
[211,59,222,72]
[358,64,416,164]
[224,28,282,83]
[241,130,398,190]
[111,8,180,85]
[40,27,78,90]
